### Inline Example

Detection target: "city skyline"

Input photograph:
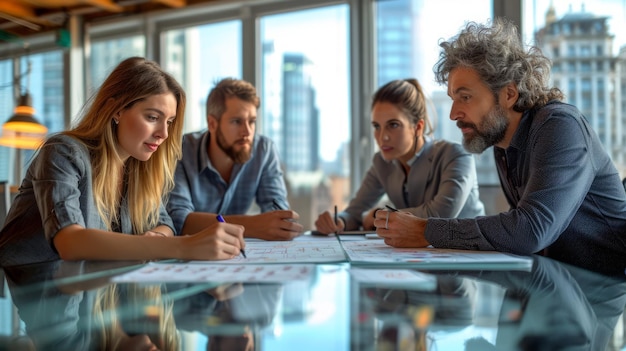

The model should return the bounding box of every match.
[525,0,626,53]
[3,0,626,184]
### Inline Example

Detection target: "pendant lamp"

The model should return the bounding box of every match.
[0,92,48,150]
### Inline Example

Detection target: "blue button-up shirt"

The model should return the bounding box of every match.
[167,131,289,234]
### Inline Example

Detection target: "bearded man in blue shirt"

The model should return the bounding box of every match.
[167,78,303,240]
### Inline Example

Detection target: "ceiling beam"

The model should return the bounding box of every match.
[0,0,54,26]
[0,1,36,19]
[0,12,40,31]
[82,0,124,12]
[152,0,186,8]
[17,0,123,12]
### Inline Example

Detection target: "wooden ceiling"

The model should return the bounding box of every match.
[0,0,220,40]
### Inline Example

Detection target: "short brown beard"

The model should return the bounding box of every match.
[215,125,252,163]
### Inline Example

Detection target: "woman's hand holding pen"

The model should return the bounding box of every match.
[181,221,246,260]
[373,208,430,248]
[314,211,345,235]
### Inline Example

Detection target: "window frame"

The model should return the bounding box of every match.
[0,0,521,193]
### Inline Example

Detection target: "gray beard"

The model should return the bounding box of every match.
[462,104,509,154]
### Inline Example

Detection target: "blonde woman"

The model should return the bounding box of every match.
[0,57,244,266]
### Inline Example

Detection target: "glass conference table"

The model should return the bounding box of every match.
[1,234,625,351]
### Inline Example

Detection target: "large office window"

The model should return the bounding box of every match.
[162,20,242,133]
[524,0,626,170]
[0,52,64,185]
[259,5,351,230]
[373,0,501,215]
[88,36,146,95]
[374,0,492,142]
[0,59,12,182]
[22,51,64,135]
[17,51,64,184]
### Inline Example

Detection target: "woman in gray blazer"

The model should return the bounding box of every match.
[315,79,484,234]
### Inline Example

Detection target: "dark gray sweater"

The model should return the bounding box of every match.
[426,101,626,276]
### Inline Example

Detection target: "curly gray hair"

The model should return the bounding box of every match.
[434,18,563,112]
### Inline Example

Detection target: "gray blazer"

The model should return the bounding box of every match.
[340,138,484,230]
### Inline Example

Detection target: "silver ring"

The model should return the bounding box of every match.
[385,211,389,229]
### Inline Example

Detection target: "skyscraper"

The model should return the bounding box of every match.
[281,53,320,172]
[535,3,626,171]
[376,0,414,86]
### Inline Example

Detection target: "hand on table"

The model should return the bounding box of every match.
[373,210,430,248]
[182,222,246,260]
[250,210,304,240]
[314,211,345,234]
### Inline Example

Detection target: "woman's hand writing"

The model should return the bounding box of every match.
[179,222,246,260]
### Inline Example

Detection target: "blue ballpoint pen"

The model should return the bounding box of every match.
[216,214,246,258]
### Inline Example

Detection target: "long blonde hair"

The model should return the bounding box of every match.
[64,57,185,234]
[93,283,180,351]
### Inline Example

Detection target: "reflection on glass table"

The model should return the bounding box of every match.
[0,261,349,351]
[351,255,626,351]
[1,256,626,350]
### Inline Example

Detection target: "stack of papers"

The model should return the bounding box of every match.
[189,236,347,265]
[110,236,534,283]
[112,262,316,283]
[341,239,533,270]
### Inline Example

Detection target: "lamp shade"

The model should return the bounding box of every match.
[0,93,48,150]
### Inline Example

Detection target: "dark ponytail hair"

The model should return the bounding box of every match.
[372,78,433,135]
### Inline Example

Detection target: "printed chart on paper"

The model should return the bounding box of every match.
[191,236,347,264]
[341,239,532,270]
[112,262,316,283]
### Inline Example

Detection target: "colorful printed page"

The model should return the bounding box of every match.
[341,239,533,270]
[189,237,348,264]
[112,262,315,283]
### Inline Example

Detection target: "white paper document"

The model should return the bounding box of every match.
[341,239,533,270]
[189,238,347,264]
[112,262,316,283]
